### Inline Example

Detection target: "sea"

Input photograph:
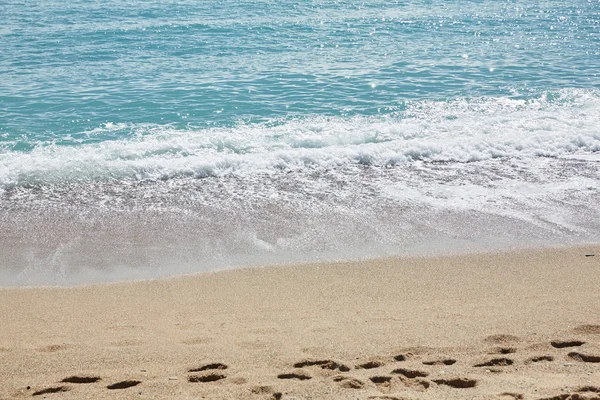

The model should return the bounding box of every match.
[1,0,599,286]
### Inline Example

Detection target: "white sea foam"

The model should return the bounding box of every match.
[1,90,599,189]
[2,90,600,286]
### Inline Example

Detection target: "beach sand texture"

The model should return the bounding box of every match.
[1,247,599,399]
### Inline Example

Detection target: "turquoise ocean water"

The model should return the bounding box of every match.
[1,0,600,285]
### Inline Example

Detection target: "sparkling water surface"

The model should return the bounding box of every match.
[1,0,599,285]
[2,0,599,146]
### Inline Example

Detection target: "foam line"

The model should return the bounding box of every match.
[1,89,599,189]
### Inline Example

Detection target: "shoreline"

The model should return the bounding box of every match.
[1,245,599,399]
[3,240,598,289]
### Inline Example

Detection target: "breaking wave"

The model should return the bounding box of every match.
[1,89,599,190]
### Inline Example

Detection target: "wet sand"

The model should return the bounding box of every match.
[1,246,599,399]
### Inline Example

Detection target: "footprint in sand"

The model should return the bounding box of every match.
[333,376,365,389]
[277,372,312,381]
[423,358,456,365]
[525,355,554,364]
[433,378,477,389]
[188,363,228,372]
[32,386,70,396]
[577,386,600,393]
[551,340,585,348]
[498,392,524,399]
[188,374,226,383]
[473,358,514,367]
[188,363,228,383]
[568,352,600,363]
[294,359,350,372]
[106,380,141,390]
[61,376,101,383]
[391,368,429,379]
[394,354,411,362]
[355,360,385,369]
[370,376,393,386]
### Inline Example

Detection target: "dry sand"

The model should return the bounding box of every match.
[0,246,599,400]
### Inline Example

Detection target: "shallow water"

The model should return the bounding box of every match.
[1,0,599,285]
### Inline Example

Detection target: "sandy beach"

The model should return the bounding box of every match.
[1,246,599,399]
